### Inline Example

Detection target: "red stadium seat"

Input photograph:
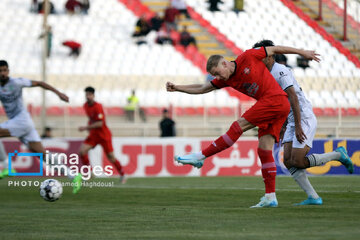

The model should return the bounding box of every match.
[30,106,42,116]
[323,107,337,117]
[340,108,347,116]
[174,107,185,116]
[346,108,359,116]
[46,106,64,116]
[183,107,198,116]
[312,107,324,116]
[185,45,197,59]
[68,106,85,116]
[105,107,124,116]
[207,107,221,116]
[174,45,185,54]
[170,31,180,45]
[221,107,235,116]
[196,107,205,115]
[145,107,162,116]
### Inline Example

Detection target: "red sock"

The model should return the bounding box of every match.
[111,159,124,176]
[81,154,90,166]
[80,154,92,175]
[202,121,243,157]
[258,148,277,193]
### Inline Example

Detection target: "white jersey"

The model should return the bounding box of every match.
[0,77,31,119]
[270,63,314,126]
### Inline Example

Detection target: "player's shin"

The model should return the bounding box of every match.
[111,159,124,176]
[0,142,8,174]
[0,142,7,163]
[202,121,243,157]
[80,154,90,166]
[288,167,319,199]
[258,148,277,199]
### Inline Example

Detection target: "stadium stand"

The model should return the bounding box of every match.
[0,0,238,108]
[182,0,360,107]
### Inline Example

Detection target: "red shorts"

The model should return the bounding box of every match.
[84,135,114,154]
[242,95,290,142]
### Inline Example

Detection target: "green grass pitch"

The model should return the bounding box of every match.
[1,176,359,240]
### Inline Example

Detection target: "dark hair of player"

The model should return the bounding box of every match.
[252,40,275,59]
[84,86,95,94]
[252,39,275,48]
[0,60,9,68]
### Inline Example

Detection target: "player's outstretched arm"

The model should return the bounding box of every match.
[265,46,321,62]
[31,81,69,102]
[166,81,216,94]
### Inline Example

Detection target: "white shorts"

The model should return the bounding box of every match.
[0,110,41,146]
[283,113,317,148]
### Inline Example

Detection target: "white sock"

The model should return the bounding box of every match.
[307,151,341,167]
[0,141,8,165]
[289,167,319,199]
[265,192,276,200]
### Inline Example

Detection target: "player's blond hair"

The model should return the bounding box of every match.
[206,55,223,73]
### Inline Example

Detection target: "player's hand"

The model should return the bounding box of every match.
[279,126,286,142]
[78,126,87,132]
[166,82,177,92]
[295,125,307,144]
[302,50,321,62]
[277,125,286,147]
[58,92,69,102]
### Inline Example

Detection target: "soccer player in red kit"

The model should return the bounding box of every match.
[78,86,126,184]
[167,45,320,208]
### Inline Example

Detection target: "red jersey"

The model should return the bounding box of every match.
[83,101,112,140]
[211,47,287,100]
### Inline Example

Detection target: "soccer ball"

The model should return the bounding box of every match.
[39,179,63,202]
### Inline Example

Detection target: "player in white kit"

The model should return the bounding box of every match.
[252,40,354,205]
[0,60,82,193]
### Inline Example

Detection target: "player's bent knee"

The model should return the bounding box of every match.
[291,156,308,169]
[237,118,254,132]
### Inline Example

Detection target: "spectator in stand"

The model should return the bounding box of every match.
[62,40,82,57]
[171,0,190,19]
[156,26,174,45]
[124,90,146,122]
[31,0,38,12]
[159,109,176,137]
[297,56,310,69]
[41,127,53,139]
[233,0,244,12]
[38,25,53,58]
[133,15,151,37]
[38,0,56,14]
[180,26,197,48]
[207,0,223,11]
[80,0,90,14]
[150,13,164,32]
[164,4,180,31]
[65,0,82,14]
